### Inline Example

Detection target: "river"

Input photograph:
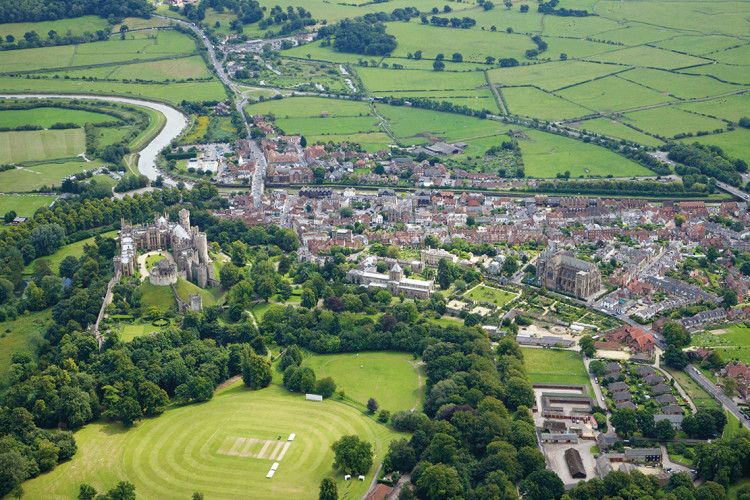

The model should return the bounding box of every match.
[0,94,187,184]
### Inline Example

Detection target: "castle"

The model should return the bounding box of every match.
[536,249,602,299]
[115,209,217,288]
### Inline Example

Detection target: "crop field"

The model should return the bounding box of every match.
[678,130,750,164]
[302,351,422,412]
[518,129,652,178]
[570,118,664,147]
[376,104,505,143]
[502,87,590,121]
[521,347,591,388]
[556,76,674,112]
[623,106,726,139]
[488,61,620,92]
[619,68,741,100]
[0,16,109,44]
[0,128,84,164]
[0,194,54,216]
[18,383,401,500]
[464,285,517,307]
[357,67,486,93]
[0,106,115,128]
[0,30,198,74]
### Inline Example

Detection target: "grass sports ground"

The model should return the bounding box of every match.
[303,351,423,412]
[19,383,402,499]
[521,347,591,389]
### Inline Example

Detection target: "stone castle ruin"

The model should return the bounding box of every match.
[115,209,217,288]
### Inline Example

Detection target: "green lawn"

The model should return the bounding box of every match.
[0,128,84,164]
[18,383,401,500]
[0,310,49,382]
[0,107,115,128]
[145,254,166,270]
[120,323,154,343]
[24,230,118,275]
[0,194,54,217]
[138,282,177,311]
[723,410,743,440]
[302,351,422,412]
[691,324,750,364]
[464,285,517,307]
[522,348,591,389]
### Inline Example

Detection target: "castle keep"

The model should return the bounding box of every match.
[115,209,217,288]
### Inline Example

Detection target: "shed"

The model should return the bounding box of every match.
[565,448,587,479]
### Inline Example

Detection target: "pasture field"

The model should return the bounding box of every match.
[46,55,213,82]
[0,106,115,128]
[584,45,706,70]
[681,64,750,85]
[245,96,372,118]
[0,194,54,216]
[710,44,750,65]
[378,57,480,72]
[518,129,652,178]
[379,89,499,113]
[0,159,107,192]
[502,87,590,121]
[623,106,726,139]
[174,278,225,308]
[677,130,750,164]
[111,17,173,32]
[0,310,49,382]
[0,128,84,164]
[488,61,621,92]
[619,68,741,100]
[302,351,422,412]
[0,16,109,44]
[0,30,198,74]
[138,282,178,311]
[277,116,380,136]
[570,118,664,147]
[384,22,534,63]
[544,37,614,59]
[654,35,747,56]
[539,15,620,38]
[677,93,750,123]
[376,104,505,143]
[521,347,591,387]
[357,67,486,93]
[282,41,367,64]
[18,383,401,500]
[0,77,227,106]
[24,230,118,275]
[306,132,392,153]
[464,285,517,307]
[591,25,676,45]
[556,75,674,112]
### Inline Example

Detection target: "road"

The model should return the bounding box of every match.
[686,364,750,430]
[716,181,750,202]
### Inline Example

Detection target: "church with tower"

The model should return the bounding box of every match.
[346,257,434,299]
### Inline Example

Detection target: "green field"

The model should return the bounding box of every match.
[0,107,115,128]
[303,351,422,412]
[42,54,213,82]
[502,87,590,121]
[488,61,621,92]
[24,230,118,275]
[677,129,750,164]
[619,68,740,100]
[376,104,505,143]
[245,96,372,118]
[623,106,726,139]
[18,383,401,499]
[464,285,517,307]
[0,128,84,163]
[518,128,653,178]
[138,282,177,311]
[521,347,590,387]
[571,118,665,147]
[0,194,54,217]
[691,324,750,364]
[175,278,225,308]
[556,76,674,112]
[0,310,49,382]
[677,93,750,123]
[358,67,486,93]
[0,16,110,44]
[666,367,720,411]
[584,45,707,70]
[0,159,107,192]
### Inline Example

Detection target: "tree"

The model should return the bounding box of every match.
[518,446,546,478]
[589,359,606,377]
[415,464,463,500]
[78,484,97,500]
[138,381,169,416]
[674,214,686,227]
[433,60,445,71]
[331,435,373,475]
[117,396,142,427]
[437,258,453,289]
[722,377,738,396]
[386,438,416,472]
[315,377,337,398]
[579,335,595,357]
[254,276,276,302]
[662,321,690,348]
[301,288,317,308]
[560,53,568,60]
[706,246,719,264]
[104,481,136,500]
[655,419,676,440]
[242,350,272,390]
[30,223,65,257]
[319,478,338,500]
[367,398,379,414]
[696,481,726,500]
[505,376,535,410]
[452,52,463,62]
[611,408,637,437]
[502,257,518,276]
[519,469,565,500]
[664,345,688,369]
[3,210,16,223]
[219,263,241,289]
[722,290,737,308]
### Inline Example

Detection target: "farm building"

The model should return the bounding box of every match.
[625,448,661,463]
[565,448,587,479]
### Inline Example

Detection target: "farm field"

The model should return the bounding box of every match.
[302,351,422,412]
[0,107,115,128]
[0,159,107,192]
[306,132,392,153]
[556,76,674,112]
[521,347,591,388]
[677,130,750,165]
[682,64,750,85]
[623,106,726,139]
[18,383,401,500]
[570,118,665,147]
[619,68,741,100]
[464,285,518,308]
[517,129,652,178]
[488,61,621,92]
[502,87,590,121]
[42,55,214,82]
[245,96,371,118]
[654,35,748,56]
[376,104,505,143]
[677,93,750,123]
[0,128,84,164]
[357,67,486,93]
[0,16,109,43]
[277,116,380,137]
[0,194,54,216]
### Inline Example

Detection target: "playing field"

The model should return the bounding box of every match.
[303,351,423,412]
[521,347,590,387]
[18,383,401,500]
[0,128,84,164]
[464,285,518,308]
[0,194,54,217]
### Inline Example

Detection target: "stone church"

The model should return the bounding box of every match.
[536,249,601,299]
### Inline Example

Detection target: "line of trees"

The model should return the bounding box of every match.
[0,0,153,23]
